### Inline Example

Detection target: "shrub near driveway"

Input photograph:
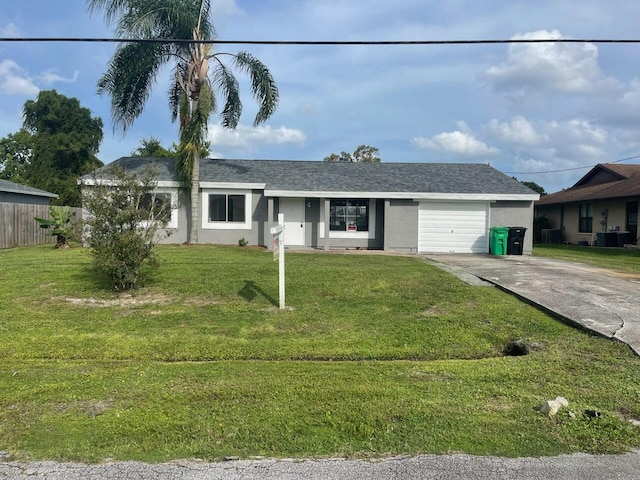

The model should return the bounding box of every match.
[0,245,639,461]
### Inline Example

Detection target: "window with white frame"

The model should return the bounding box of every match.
[202,190,252,229]
[140,189,178,229]
[320,198,376,239]
[330,199,369,231]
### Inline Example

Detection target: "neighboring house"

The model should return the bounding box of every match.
[82,157,539,254]
[0,179,58,205]
[536,163,640,246]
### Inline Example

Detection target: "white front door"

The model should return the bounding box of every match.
[280,198,305,246]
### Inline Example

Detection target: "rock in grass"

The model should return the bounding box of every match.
[541,396,569,416]
[504,338,543,356]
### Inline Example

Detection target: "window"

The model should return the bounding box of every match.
[139,190,178,229]
[579,203,592,233]
[330,199,369,231]
[140,192,172,220]
[208,194,246,223]
[202,190,251,230]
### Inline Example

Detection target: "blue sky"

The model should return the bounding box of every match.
[2,0,640,193]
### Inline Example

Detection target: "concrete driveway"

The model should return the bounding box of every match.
[424,254,640,356]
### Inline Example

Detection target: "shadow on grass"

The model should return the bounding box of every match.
[72,265,114,292]
[239,280,278,306]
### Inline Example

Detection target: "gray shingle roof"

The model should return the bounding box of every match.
[85,157,536,195]
[0,179,58,198]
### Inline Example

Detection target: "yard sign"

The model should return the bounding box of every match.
[270,213,285,309]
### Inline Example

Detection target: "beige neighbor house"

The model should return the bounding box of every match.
[535,163,640,246]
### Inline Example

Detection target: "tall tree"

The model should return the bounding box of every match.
[521,180,547,196]
[131,137,175,158]
[0,129,34,184]
[89,0,279,243]
[324,145,381,163]
[3,91,103,205]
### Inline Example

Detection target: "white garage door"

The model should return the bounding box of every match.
[418,202,488,253]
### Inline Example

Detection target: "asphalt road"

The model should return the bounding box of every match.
[2,452,640,479]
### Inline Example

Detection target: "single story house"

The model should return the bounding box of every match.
[0,179,58,205]
[83,157,539,254]
[535,163,640,245]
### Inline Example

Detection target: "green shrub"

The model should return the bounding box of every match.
[82,168,172,290]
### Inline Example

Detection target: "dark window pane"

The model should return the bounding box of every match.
[329,199,368,231]
[209,194,226,222]
[140,193,171,219]
[228,195,246,222]
[578,203,592,233]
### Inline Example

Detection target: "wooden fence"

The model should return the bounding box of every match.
[0,202,82,249]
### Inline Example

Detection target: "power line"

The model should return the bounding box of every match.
[504,154,640,175]
[2,37,640,45]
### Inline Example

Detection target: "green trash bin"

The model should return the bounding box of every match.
[489,226,509,255]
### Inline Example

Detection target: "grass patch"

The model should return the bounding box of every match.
[1,244,640,461]
[534,244,640,274]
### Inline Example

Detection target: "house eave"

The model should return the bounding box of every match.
[0,187,58,198]
[264,190,539,201]
[199,182,266,189]
[80,179,180,188]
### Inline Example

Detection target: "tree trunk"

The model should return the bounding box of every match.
[189,153,200,244]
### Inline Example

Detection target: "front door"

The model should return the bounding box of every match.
[280,198,305,246]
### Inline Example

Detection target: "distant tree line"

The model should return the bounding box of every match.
[324,145,381,163]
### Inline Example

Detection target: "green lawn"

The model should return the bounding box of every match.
[1,244,640,462]
[534,244,640,274]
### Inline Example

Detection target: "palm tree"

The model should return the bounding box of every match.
[89,0,279,243]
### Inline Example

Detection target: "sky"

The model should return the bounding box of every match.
[2,0,640,193]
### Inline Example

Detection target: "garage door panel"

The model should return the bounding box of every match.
[418,202,488,253]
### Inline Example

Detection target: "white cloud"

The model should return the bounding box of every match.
[485,29,620,94]
[211,0,244,17]
[486,116,547,146]
[0,59,39,96]
[207,124,306,148]
[547,118,607,145]
[412,130,499,157]
[0,22,20,37]
[40,69,79,85]
[296,101,316,116]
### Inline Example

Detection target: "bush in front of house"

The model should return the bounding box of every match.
[82,168,171,290]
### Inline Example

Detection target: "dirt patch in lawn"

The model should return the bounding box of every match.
[184,297,220,306]
[56,294,220,308]
[58,294,172,308]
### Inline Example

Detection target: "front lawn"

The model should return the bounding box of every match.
[1,245,639,461]
[534,244,640,274]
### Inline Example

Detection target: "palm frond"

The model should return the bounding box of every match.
[97,41,167,133]
[169,63,188,123]
[233,51,279,126]
[87,0,130,25]
[211,60,241,129]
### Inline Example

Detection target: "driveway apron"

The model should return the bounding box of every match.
[424,254,640,356]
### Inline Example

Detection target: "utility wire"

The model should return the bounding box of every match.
[504,154,640,175]
[2,37,640,45]
[7,34,639,176]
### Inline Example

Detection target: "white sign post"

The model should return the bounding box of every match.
[270,213,286,309]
